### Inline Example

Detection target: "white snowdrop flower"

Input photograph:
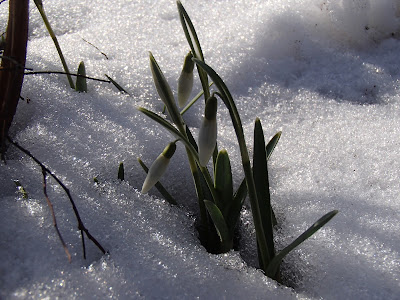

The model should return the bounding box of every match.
[198,96,217,167]
[177,52,194,108]
[141,142,177,194]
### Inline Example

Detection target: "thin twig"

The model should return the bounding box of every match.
[7,136,107,259]
[42,167,72,262]
[81,38,109,60]
[24,70,110,83]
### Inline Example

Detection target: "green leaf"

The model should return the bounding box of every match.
[137,157,178,205]
[177,1,204,61]
[214,150,233,218]
[177,0,210,100]
[76,61,87,92]
[204,200,232,251]
[253,118,275,267]
[105,74,130,95]
[266,131,281,161]
[34,0,75,89]
[149,52,183,128]
[185,124,198,152]
[118,162,124,181]
[226,178,247,237]
[265,210,339,278]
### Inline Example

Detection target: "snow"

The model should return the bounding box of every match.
[1,0,400,299]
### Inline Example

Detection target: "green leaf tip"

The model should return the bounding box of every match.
[76,61,87,92]
[266,131,282,161]
[253,117,275,265]
[118,162,124,181]
[149,52,183,128]
[265,210,339,278]
[214,149,233,216]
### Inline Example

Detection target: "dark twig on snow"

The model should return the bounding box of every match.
[41,168,72,262]
[24,70,111,83]
[81,38,109,60]
[7,136,107,259]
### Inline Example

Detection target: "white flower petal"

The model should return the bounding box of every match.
[177,71,194,108]
[141,155,170,194]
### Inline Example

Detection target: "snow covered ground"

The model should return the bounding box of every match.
[1,0,400,298]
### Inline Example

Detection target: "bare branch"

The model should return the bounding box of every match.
[42,168,72,262]
[7,136,107,259]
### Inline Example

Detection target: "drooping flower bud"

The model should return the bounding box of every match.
[141,142,177,194]
[177,52,194,108]
[198,96,217,166]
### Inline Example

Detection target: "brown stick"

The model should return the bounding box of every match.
[0,0,29,159]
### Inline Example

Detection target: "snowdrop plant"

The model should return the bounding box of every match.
[137,1,338,281]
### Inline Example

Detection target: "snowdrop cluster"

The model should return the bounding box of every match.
[137,1,337,282]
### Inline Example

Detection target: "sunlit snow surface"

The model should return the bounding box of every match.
[1,0,400,299]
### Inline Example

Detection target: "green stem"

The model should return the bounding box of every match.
[33,1,75,89]
[180,82,213,115]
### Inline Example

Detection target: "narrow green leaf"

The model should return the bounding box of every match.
[177,1,204,60]
[177,0,210,100]
[266,131,281,161]
[265,210,339,278]
[34,0,75,89]
[149,52,183,128]
[253,118,275,266]
[105,74,130,95]
[226,178,247,237]
[214,150,233,218]
[137,157,178,205]
[76,61,87,92]
[185,124,198,152]
[117,162,124,181]
[204,200,232,251]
